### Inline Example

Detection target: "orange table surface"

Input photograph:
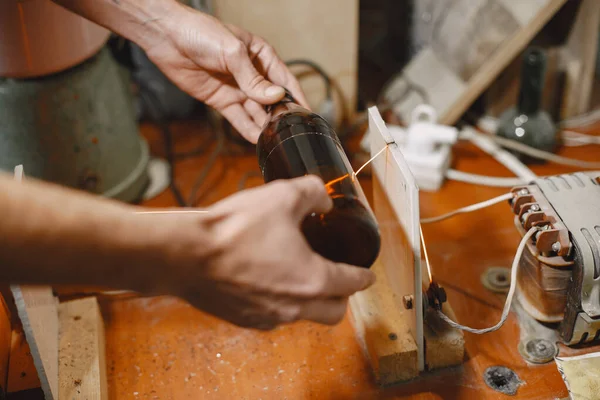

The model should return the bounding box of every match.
[98,120,599,400]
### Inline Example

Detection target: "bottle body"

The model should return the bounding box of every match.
[257,95,380,268]
[496,47,558,163]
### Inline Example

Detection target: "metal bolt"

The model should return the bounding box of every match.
[530,204,540,212]
[518,189,529,196]
[482,267,511,293]
[518,338,557,364]
[402,295,414,310]
[552,242,561,252]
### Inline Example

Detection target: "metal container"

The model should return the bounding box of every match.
[0,48,149,202]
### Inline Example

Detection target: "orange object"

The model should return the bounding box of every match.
[0,295,11,396]
[0,0,109,78]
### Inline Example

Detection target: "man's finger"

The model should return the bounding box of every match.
[224,41,286,105]
[249,41,311,109]
[220,103,261,143]
[299,297,348,325]
[243,98,268,127]
[319,259,376,297]
[285,175,333,220]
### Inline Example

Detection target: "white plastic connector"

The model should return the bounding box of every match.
[401,105,458,191]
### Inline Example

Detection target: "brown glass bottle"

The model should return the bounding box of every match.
[256,91,381,268]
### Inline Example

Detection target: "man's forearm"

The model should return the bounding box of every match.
[51,0,182,51]
[0,174,169,291]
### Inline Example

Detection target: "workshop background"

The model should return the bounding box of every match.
[1,0,600,399]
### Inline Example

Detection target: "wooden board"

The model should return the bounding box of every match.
[58,297,107,400]
[387,0,568,125]
[349,258,419,385]
[212,0,359,127]
[350,106,464,384]
[561,0,600,119]
[424,304,465,371]
[368,106,424,370]
[11,286,58,400]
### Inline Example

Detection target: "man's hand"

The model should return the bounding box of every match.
[162,176,375,330]
[52,0,308,143]
[145,7,309,143]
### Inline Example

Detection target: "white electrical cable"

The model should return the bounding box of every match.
[562,130,600,147]
[560,108,600,129]
[471,122,600,168]
[446,169,527,188]
[487,134,600,169]
[435,226,539,334]
[420,192,513,224]
[461,127,537,181]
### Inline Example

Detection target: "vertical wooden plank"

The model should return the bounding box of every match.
[368,107,424,371]
[561,0,600,118]
[58,297,107,400]
[11,286,58,400]
[391,0,568,125]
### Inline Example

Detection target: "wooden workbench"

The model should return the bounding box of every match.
[96,120,598,399]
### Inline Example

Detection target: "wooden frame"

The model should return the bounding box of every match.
[349,107,464,385]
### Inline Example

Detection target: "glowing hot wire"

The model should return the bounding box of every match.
[324,144,389,192]
[419,225,434,284]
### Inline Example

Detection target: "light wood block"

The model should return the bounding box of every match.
[424,304,465,371]
[349,258,419,386]
[58,297,107,400]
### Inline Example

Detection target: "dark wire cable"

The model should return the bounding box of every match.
[285,59,333,99]
[187,109,226,206]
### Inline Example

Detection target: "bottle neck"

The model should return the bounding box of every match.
[517,48,547,116]
[265,89,306,118]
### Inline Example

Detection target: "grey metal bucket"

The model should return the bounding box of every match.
[0,47,149,203]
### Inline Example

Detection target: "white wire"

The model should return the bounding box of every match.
[420,192,513,224]
[435,227,539,334]
[562,130,600,147]
[446,169,527,187]
[487,134,600,169]
[461,126,537,181]
[560,108,600,129]
[471,123,600,168]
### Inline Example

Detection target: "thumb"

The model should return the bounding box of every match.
[225,41,285,104]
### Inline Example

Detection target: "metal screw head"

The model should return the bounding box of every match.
[518,189,529,196]
[482,267,511,293]
[402,295,414,310]
[552,242,561,252]
[518,338,557,364]
[530,204,540,212]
